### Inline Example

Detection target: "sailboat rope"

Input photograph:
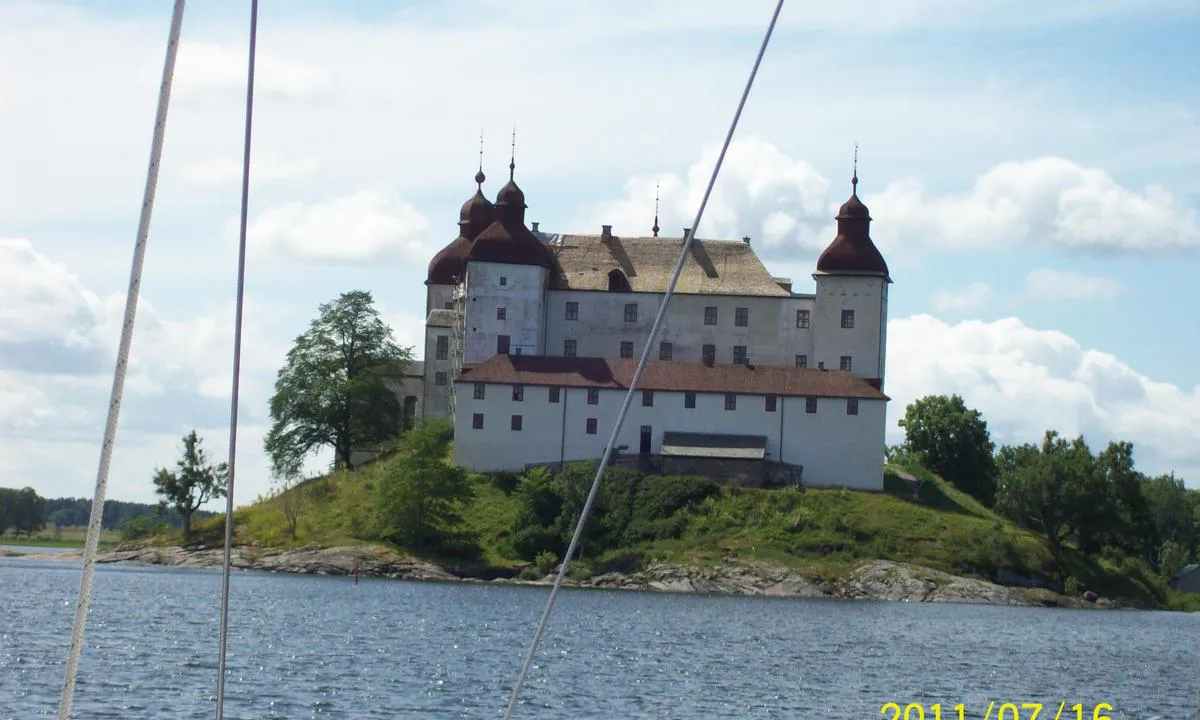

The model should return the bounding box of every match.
[56,2,188,718]
[214,0,259,717]
[500,0,786,716]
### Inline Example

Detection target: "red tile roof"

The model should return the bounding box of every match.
[458,355,889,400]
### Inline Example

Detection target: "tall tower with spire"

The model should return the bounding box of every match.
[811,146,891,390]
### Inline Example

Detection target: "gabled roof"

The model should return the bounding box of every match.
[1171,563,1199,580]
[458,354,889,400]
[548,234,790,297]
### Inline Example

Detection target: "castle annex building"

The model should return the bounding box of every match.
[400,158,892,490]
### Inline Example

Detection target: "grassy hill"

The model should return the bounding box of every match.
[181,456,1192,610]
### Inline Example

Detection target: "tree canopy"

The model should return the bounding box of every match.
[372,419,472,550]
[0,487,46,537]
[898,394,998,505]
[265,290,414,475]
[153,431,228,543]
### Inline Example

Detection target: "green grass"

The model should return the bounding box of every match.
[166,457,1185,609]
[1,525,121,549]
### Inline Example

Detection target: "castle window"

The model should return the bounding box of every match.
[435,335,448,360]
[564,339,577,357]
[499,276,507,286]
[473,383,485,400]
[472,413,484,429]
[511,415,523,431]
[684,392,696,409]
[607,269,631,292]
[735,307,749,327]
[642,390,654,407]
[549,387,561,403]
[765,395,777,412]
[847,398,859,415]
[497,335,510,354]
[496,307,507,320]
[659,342,673,361]
[796,309,810,328]
[840,355,852,371]
[620,341,634,359]
[704,306,718,325]
[587,388,599,405]
[795,354,807,368]
[806,397,817,414]
[565,301,579,321]
[724,393,736,411]
[624,303,638,323]
[733,345,748,365]
[841,309,855,328]
[586,417,598,434]
[512,384,524,402]
[435,371,447,386]
[702,344,716,365]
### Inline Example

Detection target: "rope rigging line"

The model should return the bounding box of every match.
[499,0,786,716]
[56,2,188,718]
[214,0,259,717]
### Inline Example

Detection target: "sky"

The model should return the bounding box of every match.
[1,0,1198,508]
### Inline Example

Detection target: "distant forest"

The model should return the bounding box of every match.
[43,496,219,530]
[0,486,218,536]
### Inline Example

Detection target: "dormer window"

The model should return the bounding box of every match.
[608,269,631,292]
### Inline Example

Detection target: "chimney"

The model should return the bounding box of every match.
[601,224,613,239]
[683,227,692,240]
[531,221,540,232]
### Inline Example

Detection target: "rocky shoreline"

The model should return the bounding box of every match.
[3,544,1140,609]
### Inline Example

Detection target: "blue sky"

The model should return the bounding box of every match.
[1,0,1197,506]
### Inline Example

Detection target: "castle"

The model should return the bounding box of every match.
[391,154,892,490]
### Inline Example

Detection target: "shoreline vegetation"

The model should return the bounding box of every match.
[7,452,1196,611]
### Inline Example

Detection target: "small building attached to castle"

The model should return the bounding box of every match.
[412,154,893,490]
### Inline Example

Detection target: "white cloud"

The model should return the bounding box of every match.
[576,136,833,249]
[931,282,995,313]
[0,236,296,502]
[171,41,335,99]
[874,157,1200,253]
[585,147,1200,261]
[246,189,433,264]
[1024,268,1121,300]
[179,156,320,188]
[887,314,1200,483]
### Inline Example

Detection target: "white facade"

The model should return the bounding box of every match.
[463,262,550,362]
[408,171,892,489]
[453,382,887,491]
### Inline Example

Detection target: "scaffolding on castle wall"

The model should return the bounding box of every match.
[449,278,467,422]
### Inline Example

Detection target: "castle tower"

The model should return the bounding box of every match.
[422,168,497,420]
[811,170,891,389]
[461,143,555,363]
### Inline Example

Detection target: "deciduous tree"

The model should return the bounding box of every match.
[897,394,998,505]
[153,431,228,543]
[373,419,472,550]
[265,290,413,476]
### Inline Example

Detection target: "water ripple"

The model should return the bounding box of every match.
[1,558,1196,718]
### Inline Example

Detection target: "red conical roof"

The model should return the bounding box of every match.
[815,179,890,279]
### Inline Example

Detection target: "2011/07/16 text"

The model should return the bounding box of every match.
[881,702,1115,720]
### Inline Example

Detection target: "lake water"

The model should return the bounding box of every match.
[2,554,1197,719]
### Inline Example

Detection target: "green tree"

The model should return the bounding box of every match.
[373,419,472,550]
[265,290,413,475]
[153,431,228,543]
[1093,441,1156,562]
[897,394,998,505]
[1142,472,1198,571]
[994,431,1103,553]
